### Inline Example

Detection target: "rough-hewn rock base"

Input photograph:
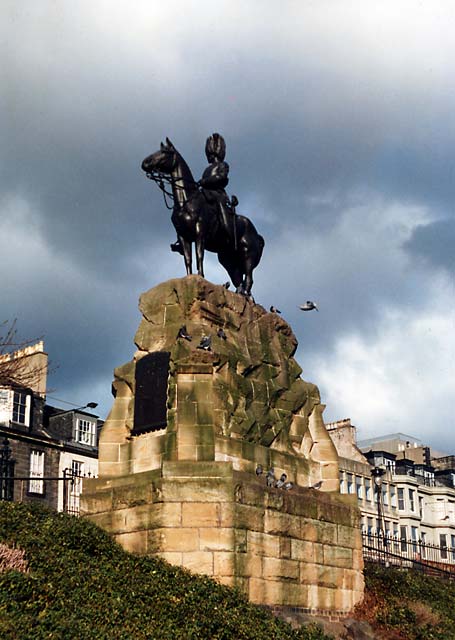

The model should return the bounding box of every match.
[82,277,364,613]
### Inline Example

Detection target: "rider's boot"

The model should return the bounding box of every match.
[171,239,184,255]
[220,203,237,250]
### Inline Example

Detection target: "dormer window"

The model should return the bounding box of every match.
[74,418,96,446]
[13,391,31,426]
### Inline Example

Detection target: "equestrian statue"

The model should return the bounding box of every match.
[141,134,264,296]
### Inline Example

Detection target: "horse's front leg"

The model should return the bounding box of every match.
[195,222,205,277]
[182,238,192,274]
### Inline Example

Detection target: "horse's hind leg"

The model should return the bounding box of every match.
[195,227,205,277]
[243,258,255,296]
[182,239,192,274]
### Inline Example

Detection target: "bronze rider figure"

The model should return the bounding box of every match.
[171,133,237,254]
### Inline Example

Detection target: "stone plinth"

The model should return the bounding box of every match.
[82,276,364,613]
[83,461,363,613]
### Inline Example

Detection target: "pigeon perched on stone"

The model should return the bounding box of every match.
[283,482,293,490]
[177,325,192,341]
[255,464,263,476]
[266,467,276,487]
[299,301,318,312]
[217,328,227,340]
[275,473,287,489]
[310,480,323,490]
[223,282,230,289]
[197,335,212,351]
[269,305,281,314]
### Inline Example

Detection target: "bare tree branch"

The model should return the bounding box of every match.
[0,320,53,392]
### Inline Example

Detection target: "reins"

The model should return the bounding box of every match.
[146,169,200,211]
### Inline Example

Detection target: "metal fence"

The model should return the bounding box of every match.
[0,438,15,501]
[0,437,96,516]
[363,531,455,579]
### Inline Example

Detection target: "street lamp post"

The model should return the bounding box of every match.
[371,466,386,536]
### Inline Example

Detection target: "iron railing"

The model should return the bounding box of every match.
[363,531,455,579]
[0,438,15,501]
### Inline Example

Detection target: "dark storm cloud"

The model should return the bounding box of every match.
[405,218,455,273]
[1,1,454,444]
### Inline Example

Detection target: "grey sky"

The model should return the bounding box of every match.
[1,1,454,451]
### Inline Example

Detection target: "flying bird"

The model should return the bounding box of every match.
[269,306,281,314]
[255,464,263,476]
[197,336,212,351]
[177,325,192,341]
[223,282,230,289]
[275,473,287,489]
[217,328,227,340]
[266,467,276,487]
[299,301,318,312]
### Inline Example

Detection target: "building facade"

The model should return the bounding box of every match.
[327,419,455,564]
[0,342,100,514]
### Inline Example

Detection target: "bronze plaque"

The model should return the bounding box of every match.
[132,352,170,435]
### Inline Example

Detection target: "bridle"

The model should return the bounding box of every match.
[145,164,201,211]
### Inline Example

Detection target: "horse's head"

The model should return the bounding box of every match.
[141,137,177,176]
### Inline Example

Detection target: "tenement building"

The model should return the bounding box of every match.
[0,341,100,514]
[327,419,455,561]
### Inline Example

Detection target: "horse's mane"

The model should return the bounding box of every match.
[173,147,198,192]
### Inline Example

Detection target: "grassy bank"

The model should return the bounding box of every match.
[357,562,455,640]
[0,502,329,640]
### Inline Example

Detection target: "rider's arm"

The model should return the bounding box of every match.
[200,162,229,188]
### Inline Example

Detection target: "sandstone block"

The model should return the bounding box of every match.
[290,538,315,562]
[247,530,280,557]
[213,552,235,576]
[150,527,199,553]
[262,557,299,581]
[233,552,262,577]
[199,527,233,552]
[115,530,148,554]
[249,578,308,607]
[182,551,214,575]
[182,502,220,527]
[160,478,232,503]
[323,544,353,568]
[264,511,301,538]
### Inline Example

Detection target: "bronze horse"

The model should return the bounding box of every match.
[141,138,264,295]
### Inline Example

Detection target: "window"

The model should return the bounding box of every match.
[419,496,424,519]
[451,535,455,561]
[29,450,44,494]
[398,488,405,510]
[393,524,399,553]
[356,476,363,499]
[367,517,373,536]
[74,418,96,446]
[382,485,389,506]
[440,534,448,560]
[408,489,415,512]
[390,486,397,509]
[71,460,83,476]
[411,526,418,551]
[421,531,427,558]
[67,460,84,515]
[339,471,346,493]
[400,525,407,552]
[347,473,354,495]
[12,391,30,426]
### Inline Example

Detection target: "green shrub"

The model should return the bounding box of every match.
[362,562,455,640]
[0,502,331,640]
